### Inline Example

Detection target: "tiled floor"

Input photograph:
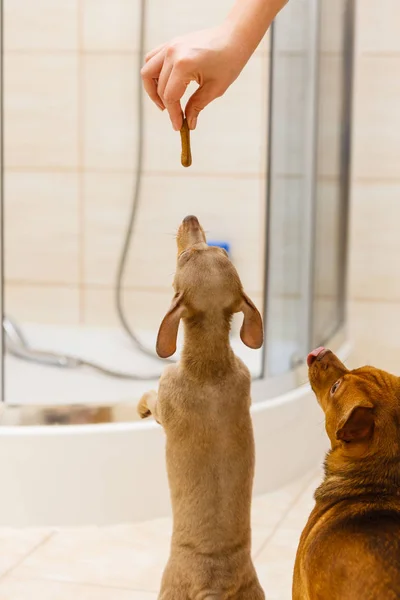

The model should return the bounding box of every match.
[0,468,322,600]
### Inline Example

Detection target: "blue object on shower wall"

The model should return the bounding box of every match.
[208,241,231,255]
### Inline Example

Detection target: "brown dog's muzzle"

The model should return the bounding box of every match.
[307,346,329,367]
[308,348,348,394]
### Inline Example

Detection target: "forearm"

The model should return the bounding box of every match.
[141,0,288,130]
[225,0,288,57]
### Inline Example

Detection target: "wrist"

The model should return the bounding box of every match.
[224,0,287,56]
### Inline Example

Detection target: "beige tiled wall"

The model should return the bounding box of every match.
[4,0,270,328]
[6,0,395,350]
[348,0,400,371]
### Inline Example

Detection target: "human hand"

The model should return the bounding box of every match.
[141,26,251,131]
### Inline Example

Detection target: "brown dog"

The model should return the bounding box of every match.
[138,216,265,600]
[293,348,400,600]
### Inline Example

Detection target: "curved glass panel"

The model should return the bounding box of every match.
[0,0,354,413]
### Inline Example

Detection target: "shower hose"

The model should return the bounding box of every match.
[3,0,170,381]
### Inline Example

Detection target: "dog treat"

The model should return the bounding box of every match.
[180,118,192,168]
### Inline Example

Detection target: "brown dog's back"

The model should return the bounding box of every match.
[294,350,400,600]
[297,502,400,599]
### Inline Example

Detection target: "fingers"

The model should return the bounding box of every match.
[157,59,184,130]
[142,48,184,128]
[156,56,173,101]
[165,99,184,132]
[185,82,220,130]
[144,43,165,63]
[142,45,196,131]
[162,66,192,131]
[141,50,166,110]
[151,54,191,131]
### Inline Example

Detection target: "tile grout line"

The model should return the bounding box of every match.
[4,48,270,58]
[0,531,56,583]
[3,48,351,59]
[3,166,356,182]
[352,177,400,185]
[253,469,319,560]
[4,281,337,301]
[360,51,400,58]
[350,296,400,305]
[258,51,269,275]
[4,283,265,298]
[77,0,85,325]
[3,167,267,179]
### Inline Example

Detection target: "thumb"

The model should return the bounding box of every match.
[185,82,221,130]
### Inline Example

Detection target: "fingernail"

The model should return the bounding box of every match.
[189,117,197,130]
[157,103,165,111]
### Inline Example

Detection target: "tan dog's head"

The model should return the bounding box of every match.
[308,348,400,459]
[156,215,263,358]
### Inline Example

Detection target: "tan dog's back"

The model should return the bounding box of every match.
[165,361,254,547]
[159,360,259,597]
[138,216,265,600]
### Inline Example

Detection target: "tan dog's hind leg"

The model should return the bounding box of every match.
[137,390,162,424]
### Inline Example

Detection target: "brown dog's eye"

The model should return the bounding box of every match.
[330,380,341,396]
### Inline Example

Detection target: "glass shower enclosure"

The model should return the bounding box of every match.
[0,0,354,421]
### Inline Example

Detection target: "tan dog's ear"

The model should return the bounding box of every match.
[156,293,186,359]
[240,293,263,349]
[336,401,374,443]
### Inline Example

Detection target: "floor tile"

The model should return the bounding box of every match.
[5,472,319,598]
[255,550,294,600]
[251,523,278,558]
[251,470,318,556]
[12,521,170,593]
[254,470,322,599]
[255,527,300,599]
[251,489,295,528]
[0,529,52,578]
[0,578,157,600]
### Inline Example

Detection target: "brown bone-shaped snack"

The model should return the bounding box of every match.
[180,118,192,167]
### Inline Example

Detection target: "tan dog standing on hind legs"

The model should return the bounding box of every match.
[293,348,400,600]
[138,216,265,600]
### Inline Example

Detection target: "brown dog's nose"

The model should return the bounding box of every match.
[183,215,199,227]
[307,347,326,367]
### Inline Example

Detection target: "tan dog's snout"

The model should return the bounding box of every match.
[182,214,199,226]
[178,215,207,254]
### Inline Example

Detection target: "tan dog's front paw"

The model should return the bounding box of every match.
[137,396,151,419]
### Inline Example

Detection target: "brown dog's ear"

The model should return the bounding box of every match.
[156,293,186,359]
[336,401,374,443]
[240,293,263,349]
